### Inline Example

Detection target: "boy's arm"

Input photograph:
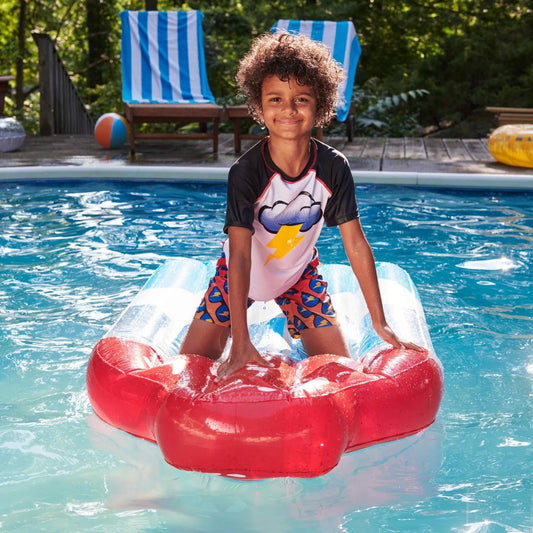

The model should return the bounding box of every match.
[339,219,423,351]
[217,226,272,379]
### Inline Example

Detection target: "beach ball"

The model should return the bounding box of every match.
[94,113,129,149]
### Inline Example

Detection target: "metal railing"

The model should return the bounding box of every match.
[33,33,94,135]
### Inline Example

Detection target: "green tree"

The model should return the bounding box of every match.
[1,0,532,136]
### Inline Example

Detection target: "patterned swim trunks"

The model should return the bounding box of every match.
[194,250,337,339]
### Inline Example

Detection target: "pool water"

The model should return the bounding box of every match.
[0,181,531,532]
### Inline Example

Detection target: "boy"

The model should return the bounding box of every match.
[180,31,421,378]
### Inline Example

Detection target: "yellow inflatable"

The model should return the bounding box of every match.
[488,124,533,169]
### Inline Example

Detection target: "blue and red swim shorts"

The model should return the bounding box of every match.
[194,251,338,338]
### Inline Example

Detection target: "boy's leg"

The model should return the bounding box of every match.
[179,319,230,360]
[276,250,351,358]
[300,325,350,358]
[179,251,247,360]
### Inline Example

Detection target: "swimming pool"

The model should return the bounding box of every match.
[1,180,531,532]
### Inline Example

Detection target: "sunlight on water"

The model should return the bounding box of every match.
[456,257,522,271]
[0,181,531,532]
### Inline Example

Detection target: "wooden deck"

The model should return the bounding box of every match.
[335,136,521,175]
[1,133,531,177]
[342,137,492,165]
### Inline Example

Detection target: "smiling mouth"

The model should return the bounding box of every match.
[277,118,300,125]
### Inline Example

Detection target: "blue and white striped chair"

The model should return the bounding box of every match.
[271,20,361,125]
[120,10,222,155]
[227,19,361,152]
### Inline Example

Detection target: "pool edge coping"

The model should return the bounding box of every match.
[1,165,533,190]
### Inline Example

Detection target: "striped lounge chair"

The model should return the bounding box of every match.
[120,10,222,155]
[226,19,361,152]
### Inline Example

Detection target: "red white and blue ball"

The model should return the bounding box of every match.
[94,113,129,149]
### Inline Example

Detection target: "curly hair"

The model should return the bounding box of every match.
[236,31,344,127]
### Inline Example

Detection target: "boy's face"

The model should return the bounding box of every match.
[257,75,316,142]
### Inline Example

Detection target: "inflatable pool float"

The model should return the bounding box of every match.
[87,257,443,479]
[488,124,533,168]
[0,117,25,153]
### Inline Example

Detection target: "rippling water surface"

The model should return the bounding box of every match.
[1,180,531,532]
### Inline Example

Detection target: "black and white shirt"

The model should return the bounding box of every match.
[223,138,359,301]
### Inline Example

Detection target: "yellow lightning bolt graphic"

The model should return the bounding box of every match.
[265,224,304,265]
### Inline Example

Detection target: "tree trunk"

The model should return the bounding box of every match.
[86,0,111,91]
[16,0,26,111]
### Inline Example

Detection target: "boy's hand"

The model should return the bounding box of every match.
[374,323,425,352]
[216,340,273,380]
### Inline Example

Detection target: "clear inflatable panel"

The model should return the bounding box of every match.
[104,258,437,364]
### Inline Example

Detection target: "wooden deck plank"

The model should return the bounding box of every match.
[341,137,367,158]
[404,138,427,159]
[360,138,386,158]
[351,159,382,171]
[462,139,492,161]
[424,138,450,160]
[443,139,471,160]
[383,138,404,159]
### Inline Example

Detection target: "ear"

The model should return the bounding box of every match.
[253,105,265,125]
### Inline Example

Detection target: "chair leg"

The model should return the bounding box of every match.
[233,119,242,153]
[346,115,354,142]
[213,119,219,153]
[129,122,136,159]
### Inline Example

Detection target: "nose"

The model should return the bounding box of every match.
[284,100,297,115]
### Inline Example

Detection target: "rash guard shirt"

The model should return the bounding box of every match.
[223,138,359,301]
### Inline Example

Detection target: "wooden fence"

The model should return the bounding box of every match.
[33,33,94,135]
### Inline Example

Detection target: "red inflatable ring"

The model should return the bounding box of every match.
[87,258,443,479]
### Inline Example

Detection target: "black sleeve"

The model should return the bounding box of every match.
[323,152,359,227]
[223,158,260,234]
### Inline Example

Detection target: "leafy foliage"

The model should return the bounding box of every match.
[1,0,532,136]
[351,80,429,137]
